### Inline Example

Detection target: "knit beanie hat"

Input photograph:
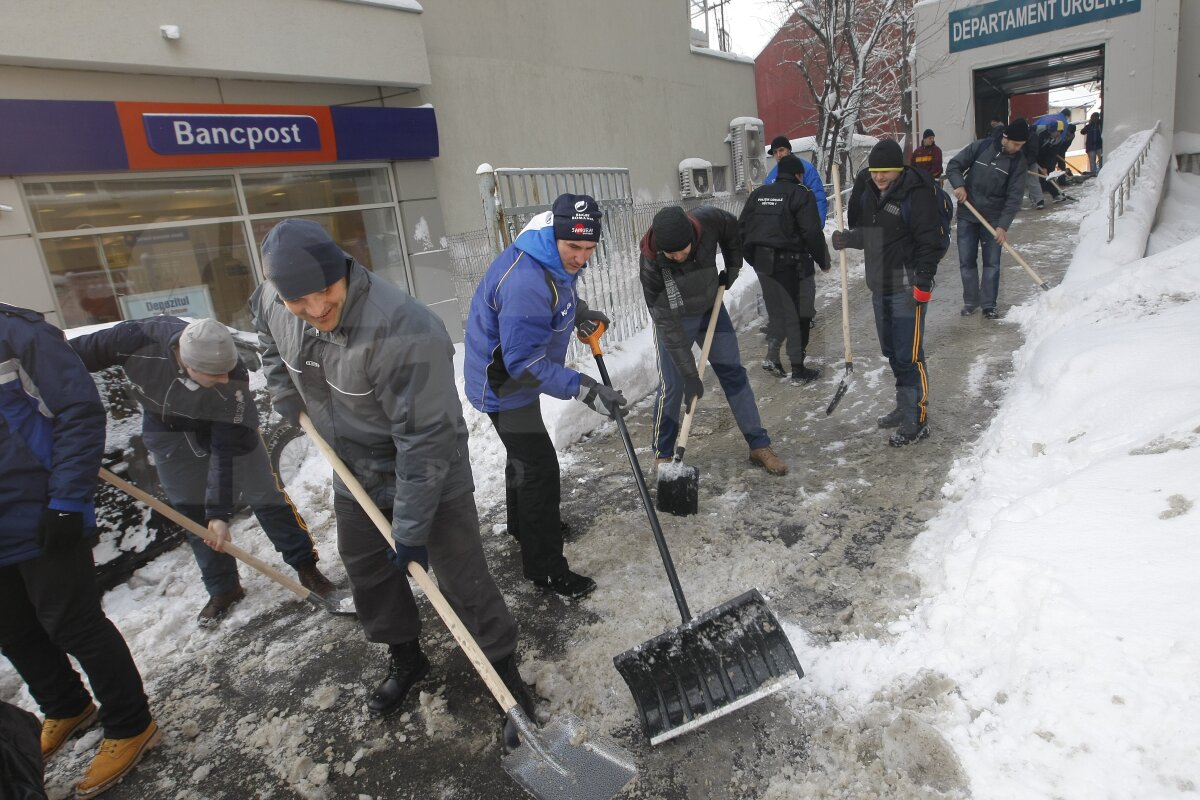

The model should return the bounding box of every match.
[776,154,807,181]
[261,219,350,301]
[551,194,603,242]
[178,318,238,375]
[922,129,935,139]
[769,135,792,152]
[1004,118,1030,142]
[652,206,694,253]
[868,140,904,172]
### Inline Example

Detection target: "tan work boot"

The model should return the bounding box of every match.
[75,720,161,799]
[41,702,98,761]
[749,446,788,476]
[295,560,337,598]
[197,586,246,627]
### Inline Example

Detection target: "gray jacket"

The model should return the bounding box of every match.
[946,137,1026,231]
[250,263,473,547]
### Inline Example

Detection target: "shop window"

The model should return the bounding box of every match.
[241,168,391,215]
[251,208,406,290]
[25,176,239,233]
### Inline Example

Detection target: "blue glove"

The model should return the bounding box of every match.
[388,541,429,572]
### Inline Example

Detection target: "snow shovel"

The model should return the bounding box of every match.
[960,199,1051,291]
[577,325,804,746]
[656,284,725,517]
[296,414,637,800]
[826,163,853,415]
[98,467,356,617]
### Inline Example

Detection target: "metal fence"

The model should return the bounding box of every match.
[1107,121,1162,243]
[450,165,746,363]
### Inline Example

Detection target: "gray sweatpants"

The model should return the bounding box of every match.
[333,490,518,662]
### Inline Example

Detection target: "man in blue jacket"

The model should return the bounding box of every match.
[464,194,627,599]
[71,317,338,626]
[0,303,158,798]
[764,136,829,222]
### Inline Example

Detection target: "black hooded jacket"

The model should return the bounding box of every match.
[738,174,830,274]
[638,205,742,379]
[844,167,944,294]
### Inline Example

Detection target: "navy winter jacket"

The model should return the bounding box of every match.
[765,157,829,221]
[464,214,586,413]
[70,316,259,522]
[0,304,105,566]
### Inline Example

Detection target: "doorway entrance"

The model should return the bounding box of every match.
[972,45,1105,138]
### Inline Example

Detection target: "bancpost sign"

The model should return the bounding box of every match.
[949,0,1140,52]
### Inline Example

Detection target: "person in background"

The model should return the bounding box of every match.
[910,129,944,187]
[945,118,1028,319]
[831,140,944,447]
[463,194,626,600]
[71,317,339,627]
[0,303,158,799]
[764,135,829,222]
[639,205,788,476]
[1082,112,1103,174]
[250,219,535,747]
[739,154,832,385]
[989,116,1006,144]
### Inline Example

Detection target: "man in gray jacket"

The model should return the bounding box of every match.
[946,118,1028,319]
[250,220,531,739]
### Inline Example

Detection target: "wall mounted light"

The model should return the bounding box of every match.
[0,204,14,213]
[160,25,181,40]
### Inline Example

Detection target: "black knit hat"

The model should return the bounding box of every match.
[769,135,792,153]
[551,193,602,242]
[1004,118,1030,142]
[652,206,694,253]
[261,219,350,301]
[776,154,807,181]
[923,129,935,139]
[868,139,904,172]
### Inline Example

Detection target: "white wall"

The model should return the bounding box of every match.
[914,0,1181,154]
[1175,0,1200,138]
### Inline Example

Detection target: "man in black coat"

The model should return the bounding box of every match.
[831,140,945,447]
[739,154,831,384]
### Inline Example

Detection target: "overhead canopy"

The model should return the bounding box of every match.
[974,46,1104,97]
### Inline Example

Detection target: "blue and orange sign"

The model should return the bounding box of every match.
[0,99,438,175]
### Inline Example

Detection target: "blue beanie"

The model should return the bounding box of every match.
[261,219,350,301]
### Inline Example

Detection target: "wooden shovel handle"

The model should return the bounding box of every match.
[831,164,852,365]
[675,284,725,453]
[960,199,1049,288]
[296,414,519,715]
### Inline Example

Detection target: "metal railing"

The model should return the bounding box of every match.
[1107,121,1161,242]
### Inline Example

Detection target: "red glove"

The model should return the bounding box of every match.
[913,286,932,303]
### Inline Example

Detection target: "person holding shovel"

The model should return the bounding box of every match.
[945,117,1029,320]
[738,154,831,385]
[70,316,339,627]
[250,219,535,738]
[831,140,945,447]
[639,205,788,476]
[0,303,159,798]
[464,193,626,600]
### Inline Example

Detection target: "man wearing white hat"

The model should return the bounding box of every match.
[71,316,339,626]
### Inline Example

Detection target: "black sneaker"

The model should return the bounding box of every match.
[367,642,431,717]
[761,360,786,377]
[790,366,820,385]
[889,422,929,447]
[532,570,596,599]
[1035,200,1045,209]
[982,308,1000,320]
[877,408,904,428]
[960,305,976,316]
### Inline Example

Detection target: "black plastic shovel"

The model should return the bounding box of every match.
[579,325,804,746]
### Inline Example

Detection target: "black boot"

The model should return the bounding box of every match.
[888,419,930,447]
[367,641,430,717]
[532,569,596,599]
[761,339,785,376]
[493,654,537,753]
[877,408,904,428]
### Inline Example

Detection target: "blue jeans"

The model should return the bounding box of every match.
[652,304,770,458]
[957,217,1002,311]
[872,291,929,426]
[143,430,316,596]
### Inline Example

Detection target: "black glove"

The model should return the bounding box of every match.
[38,508,84,554]
[575,307,611,338]
[717,270,731,288]
[830,230,849,251]
[577,375,629,418]
[683,374,704,409]
[273,393,306,427]
[388,541,429,572]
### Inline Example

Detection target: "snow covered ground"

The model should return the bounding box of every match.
[5,125,1198,799]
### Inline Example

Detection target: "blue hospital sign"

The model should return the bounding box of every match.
[949,0,1141,52]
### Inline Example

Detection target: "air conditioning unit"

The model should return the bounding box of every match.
[679,158,714,199]
[727,117,766,193]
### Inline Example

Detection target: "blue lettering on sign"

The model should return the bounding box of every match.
[142,114,321,155]
[949,0,1140,52]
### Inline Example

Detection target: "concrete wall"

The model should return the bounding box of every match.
[411,0,757,234]
[0,0,428,87]
[1175,0,1200,138]
[914,0,1181,154]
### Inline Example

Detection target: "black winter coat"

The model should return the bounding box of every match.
[946,137,1026,230]
[639,206,742,380]
[844,167,943,295]
[738,176,830,274]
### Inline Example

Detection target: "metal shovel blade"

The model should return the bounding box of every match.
[308,589,358,617]
[656,460,698,517]
[501,709,637,800]
[614,589,803,745]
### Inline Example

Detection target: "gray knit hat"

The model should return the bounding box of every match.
[178,318,238,375]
